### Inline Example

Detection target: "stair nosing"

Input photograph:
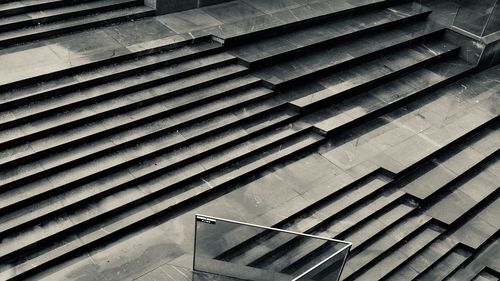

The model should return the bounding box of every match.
[0,131,321,280]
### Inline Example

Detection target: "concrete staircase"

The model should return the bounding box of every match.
[0,0,155,46]
[0,0,498,280]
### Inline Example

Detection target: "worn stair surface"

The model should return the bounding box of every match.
[0,0,498,280]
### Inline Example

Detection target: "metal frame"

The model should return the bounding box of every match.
[193,214,352,281]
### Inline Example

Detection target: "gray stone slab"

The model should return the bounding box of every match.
[156,9,222,34]
[426,189,477,225]
[202,1,265,23]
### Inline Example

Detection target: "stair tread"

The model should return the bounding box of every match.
[385,237,458,281]
[403,140,497,201]
[0,5,154,42]
[0,0,65,15]
[253,21,442,87]
[0,110,296,245]
[290,40,457,109]
[0,75,259,173]
[260,190,405,274]
[415,247,472,281]
[425,165,499,226]
[0,132,320,279]
[0,122,308,258]
[227,177,390,266]
[207,0,391,42]
[449,196,500,249]
[229,3,431,66]
[0,0,139,27]
[340,214,432,280]
[286,201,416,277]
[0,52,236,132]
[314,57,474,135]
[0,41,221,108]
[355,226,442,281]
[0,84,271,211]
[0,63,247,169]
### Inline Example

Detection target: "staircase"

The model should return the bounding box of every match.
[0,0,498,280]
[0,0,155,47]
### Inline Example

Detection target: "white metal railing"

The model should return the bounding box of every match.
[193,214,352,281]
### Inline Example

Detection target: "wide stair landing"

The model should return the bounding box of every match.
[0,0,155,47]
[0,0,498,280]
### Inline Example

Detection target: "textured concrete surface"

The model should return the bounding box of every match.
[0,0,498,281]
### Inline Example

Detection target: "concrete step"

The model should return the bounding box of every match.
[209,171,387,261]
[0,122,311,262]
[340,214,433,280]
[0,52,238,144]
[0,93,291,239]
[223,176,391,267]
[0,4,155,47]
[0,84,276,216]
[0,0,99,17]
[354,226,443,281]
[414,246,473,281]
[0,131,322,280]
[388,193,499,281]
[313,57,475,136]
[0,31,203,91]
[207,0,408,44]
[289,40,459,111]
[448,196,500,250]
[403,149,499,202]
[0,41,222,112]
[0,0,141,31]
[424,160,499,226]
[228,2,431,68]
[0,70,255,181]
[446,239,500,281]
[0,67,253,190]
[384,237,458,281]
[252,21,445,89]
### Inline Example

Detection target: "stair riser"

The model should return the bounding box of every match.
[0,9,155,47]
[0,57,238,132]
[419,149,499,204]
[246,11,432,69]
[314,65,477,136]
[0,80,271,212]
[5,135,320,281]
[343,221,435,281]
[219,0,411,45]
[0,69,250,172]
[0,130,314,267]
[0,36,213,92]
[0,45,223,111]
[0,0,141,31]
[214,171,385,261]
[378,233,446,280]
[247,188,402,269]
[0,0,99,17]
[0,78,258,174]
[407,243,460,281]
[0,109,296,240]
[283,212,422,277]
[290,47,460,112]
[334,195,408,240]
[0,61,243,152]
[273,29,445,90]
